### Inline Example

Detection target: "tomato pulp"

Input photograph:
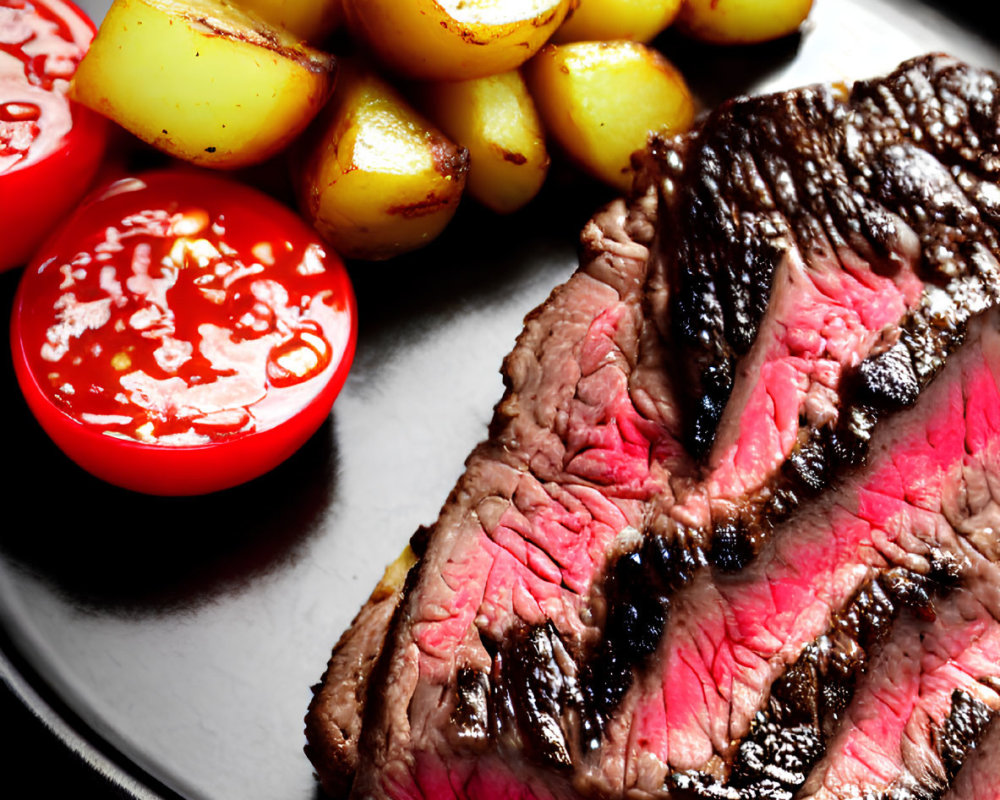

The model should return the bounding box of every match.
[11,169,357,495]
[1,0,107,271]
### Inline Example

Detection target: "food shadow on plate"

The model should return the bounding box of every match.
[655,27,807,110]
[344,164,614,371]
[0,270,341,617]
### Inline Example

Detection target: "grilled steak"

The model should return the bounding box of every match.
[306,53,1000,800]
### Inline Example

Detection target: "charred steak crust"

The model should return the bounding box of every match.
[306,54,1000,800]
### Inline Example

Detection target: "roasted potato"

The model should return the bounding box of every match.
[676,0,814,45]
[234,0,342,42]
[295,61,469,261]
[342,0,576,81]
[526,41,694,192]
[71,0,335,168]
[552,0,683,44]
[419,71,549,214]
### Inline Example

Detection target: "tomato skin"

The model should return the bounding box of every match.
[0,102,107,270]
[1,0,109,272]
[11,169,358,495]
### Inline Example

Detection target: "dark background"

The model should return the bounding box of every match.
[0,685,135,798]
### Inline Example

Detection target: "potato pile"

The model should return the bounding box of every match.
[70,0,815,260]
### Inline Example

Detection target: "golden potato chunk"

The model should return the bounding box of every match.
[553,0,682,44]
[343,0,576,81]
[526,41,694,192]
[419,71,549,214]
[677,0,814,45]
[295,62,469,261]
[234,0,342,42]
[71,0,335,168]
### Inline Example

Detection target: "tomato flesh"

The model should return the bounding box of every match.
[1,0,107,270]
[12,169,357,495]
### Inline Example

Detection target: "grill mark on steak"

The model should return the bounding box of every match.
[937,689,995,787]
[579,531,708,751]
[662,81,925,462]
[491,622,584,768]
[942,711,1000,800]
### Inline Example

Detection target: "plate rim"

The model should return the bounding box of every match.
[0,635,176,800]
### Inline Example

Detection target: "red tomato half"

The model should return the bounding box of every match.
[11,169,357,495]
[1,0,108,271]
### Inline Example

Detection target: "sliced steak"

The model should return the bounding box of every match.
[581,53,1000,746]
[595,307,1000,795]
[305,54,1000,800]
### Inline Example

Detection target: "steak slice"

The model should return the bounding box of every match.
[307,189,690,797]
[305,54,1000,800]
[343,190,690,799]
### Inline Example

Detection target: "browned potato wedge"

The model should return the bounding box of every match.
[676,0,814,45]
[419,71,549,214]
[71,0,335,168]
[526,41,694,192]
[235,0,342,42]
[553,0,683,44]
[295,62,469,261]
[342,0,576,81]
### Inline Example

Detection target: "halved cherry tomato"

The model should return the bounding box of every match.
[1,0,108,271]
[11,169,357,495]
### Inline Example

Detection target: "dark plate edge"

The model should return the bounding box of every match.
[0,630,179,800]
